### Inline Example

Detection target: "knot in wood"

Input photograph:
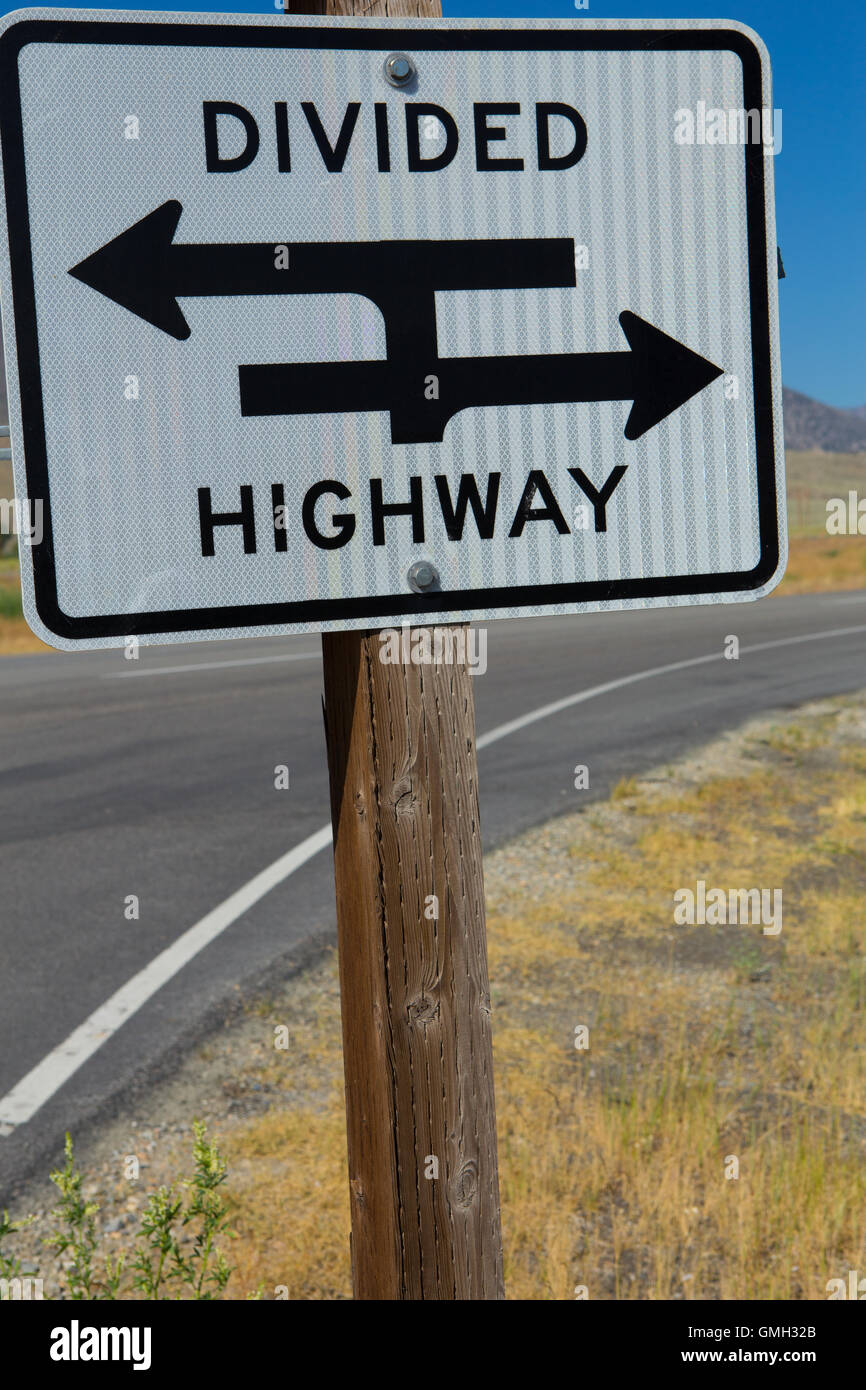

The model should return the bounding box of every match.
[407,993,439,1027]
[451,1159,479,1209]
[390,775,415,815]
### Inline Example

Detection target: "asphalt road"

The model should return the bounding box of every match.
[1,590,865,1200]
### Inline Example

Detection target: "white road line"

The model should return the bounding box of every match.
[0,826,333,1133]
[2,619,865,1134]
[477,623,866,748]
[477,651,719,750]
[106,651,319,678]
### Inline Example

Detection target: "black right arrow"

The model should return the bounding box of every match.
[240,311,724,444]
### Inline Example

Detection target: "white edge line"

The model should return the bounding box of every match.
[105,651,319,678]
[2,620,865,1133]
[0,826,332,1131]
[478,623,866,748]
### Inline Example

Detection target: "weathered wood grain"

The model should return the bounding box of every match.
[322,629,504,1299]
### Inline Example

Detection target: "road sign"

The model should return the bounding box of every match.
[0,12,785,648]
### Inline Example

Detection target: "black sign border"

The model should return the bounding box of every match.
[0,19,780,640]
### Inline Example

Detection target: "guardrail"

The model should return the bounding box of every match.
[0,424,10,462]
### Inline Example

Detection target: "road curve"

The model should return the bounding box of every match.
[1,590,864,1199]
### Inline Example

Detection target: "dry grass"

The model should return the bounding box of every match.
[785,450,866,538]
[774,536,866,596]
[0,563,47,652]
[212,695,866,1300]
[776,450,866,593]
[0,619,48,654]
[220,980,353,1300]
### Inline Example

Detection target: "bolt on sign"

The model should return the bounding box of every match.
[0,13,785,649]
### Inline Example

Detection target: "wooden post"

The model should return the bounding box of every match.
[322,629,504,1299]
[285,0,503,1300]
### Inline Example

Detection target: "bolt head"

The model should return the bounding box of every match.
[407,560,438,593]
[384,52,415,87]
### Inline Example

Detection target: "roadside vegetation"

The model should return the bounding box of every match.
[1,1125,236,1300]
[0,555,47,653]
[3,691,864,1299]
[780,449,866,593]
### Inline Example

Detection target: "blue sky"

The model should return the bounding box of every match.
[1,0,862,407]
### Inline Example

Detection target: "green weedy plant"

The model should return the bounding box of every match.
[131,1184,186,1299]
[181,1122,234,1299]
[2,1122,236,1299]
[0,1209,36,1294]
[131,1121,234,1300]
[46,1133,100,1299]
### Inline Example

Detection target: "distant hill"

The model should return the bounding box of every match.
[0,307,864,449]
[783,387,866,453]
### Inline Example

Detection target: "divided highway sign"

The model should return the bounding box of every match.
[0,13,785,647]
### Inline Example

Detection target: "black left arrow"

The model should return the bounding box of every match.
[68,200,576,341]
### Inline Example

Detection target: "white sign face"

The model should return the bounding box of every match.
[0,11,785,649]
